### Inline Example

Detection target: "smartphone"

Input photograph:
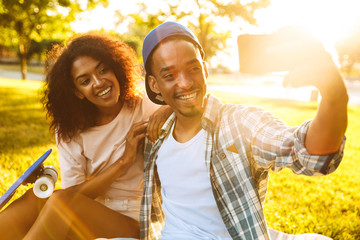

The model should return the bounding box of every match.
[237,28,323,74]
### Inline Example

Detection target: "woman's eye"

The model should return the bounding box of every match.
[99,67,108,75]
[81,79,90,85]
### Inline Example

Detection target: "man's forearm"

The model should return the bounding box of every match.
[305,76,348,155]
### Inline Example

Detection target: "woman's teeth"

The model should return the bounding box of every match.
[179,92,197,100]
[98,87,111,97]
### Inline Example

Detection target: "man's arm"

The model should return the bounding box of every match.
[284,51,348,155]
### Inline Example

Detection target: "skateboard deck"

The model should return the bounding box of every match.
[0,149,52,210]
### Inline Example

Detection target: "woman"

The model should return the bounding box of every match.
[0,33,169,239]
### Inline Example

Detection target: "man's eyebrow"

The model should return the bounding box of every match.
[75,61,102,82]
[186,58,201,65]
[159,66,173,74]
[159,58,200,74]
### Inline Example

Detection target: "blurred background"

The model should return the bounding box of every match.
[1,0,360,104]
[1,2,360,239]
[1,0,359,77]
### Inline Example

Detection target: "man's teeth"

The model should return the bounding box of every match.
[179,92,197,100]
[98,87,111,97]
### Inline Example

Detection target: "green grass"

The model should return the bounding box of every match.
[211,91,360,240]
[0,77,359,239]
[0,78,59,207]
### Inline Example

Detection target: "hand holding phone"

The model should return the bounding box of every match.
[237,27,325,74]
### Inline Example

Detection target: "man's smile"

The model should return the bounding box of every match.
[177,91,198,101]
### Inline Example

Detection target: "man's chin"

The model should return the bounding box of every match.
[178,107,203,118]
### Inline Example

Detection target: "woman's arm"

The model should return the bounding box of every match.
[67,121,148,199]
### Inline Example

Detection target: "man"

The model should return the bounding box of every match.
[140,21,348,240]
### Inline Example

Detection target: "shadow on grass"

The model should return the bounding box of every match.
[0,85,54,155]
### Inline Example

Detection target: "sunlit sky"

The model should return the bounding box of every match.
[72,0,360,71]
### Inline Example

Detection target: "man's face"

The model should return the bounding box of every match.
[148,39,208,118]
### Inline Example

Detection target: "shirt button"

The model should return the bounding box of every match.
[220,153,226,159]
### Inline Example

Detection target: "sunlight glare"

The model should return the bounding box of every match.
[70,0,360,72]
[255,0,360,54]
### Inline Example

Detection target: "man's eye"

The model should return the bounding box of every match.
[163,73,174,79]
[190,66,201,72]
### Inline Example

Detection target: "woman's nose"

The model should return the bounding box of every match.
[92,75,104,87]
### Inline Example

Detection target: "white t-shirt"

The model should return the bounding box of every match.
[57,93,160,221]
[156,125,232,240]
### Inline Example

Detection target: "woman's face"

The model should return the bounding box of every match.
[71,56,122,114]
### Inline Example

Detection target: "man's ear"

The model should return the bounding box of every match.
[148,75,161,94]
[74,89,85,100]
[203,61,209,78]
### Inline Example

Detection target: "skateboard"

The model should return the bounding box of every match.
[0,149,58,210]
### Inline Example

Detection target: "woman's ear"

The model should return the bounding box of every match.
[148,75,161,94]
[74,89,85,100]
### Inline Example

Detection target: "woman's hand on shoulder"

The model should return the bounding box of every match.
[147,105,173,143]
[119,121,148,173]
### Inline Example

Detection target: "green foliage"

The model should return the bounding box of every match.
[1,76,359,239]
[114,5,166,62]
[27,39,63,61]
[0,0,108,79]
[116,0,270,63]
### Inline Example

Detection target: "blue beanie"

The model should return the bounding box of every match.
[142,21,204,104]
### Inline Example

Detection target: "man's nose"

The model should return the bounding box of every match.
[176,72,193,89]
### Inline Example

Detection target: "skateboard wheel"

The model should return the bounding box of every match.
[33,166,58,199]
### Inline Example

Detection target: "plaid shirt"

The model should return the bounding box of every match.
[140,93,345,240]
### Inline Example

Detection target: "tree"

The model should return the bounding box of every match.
[0,0,108,80]
[189,0,270,60]
[116,0,270,67]
[335,21,360,76]
[114,4,168,62]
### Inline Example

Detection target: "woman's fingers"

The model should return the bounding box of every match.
[120,121,148,170]
[125,121,148,148]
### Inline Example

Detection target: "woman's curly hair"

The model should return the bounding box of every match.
[42,33,141,142]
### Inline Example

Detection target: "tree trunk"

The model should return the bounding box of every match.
[18,41,27,80]
[309,89,319,102]
[20,54,27,80]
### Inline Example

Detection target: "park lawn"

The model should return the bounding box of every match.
[0,78,359,239]
[0,78,60,205]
